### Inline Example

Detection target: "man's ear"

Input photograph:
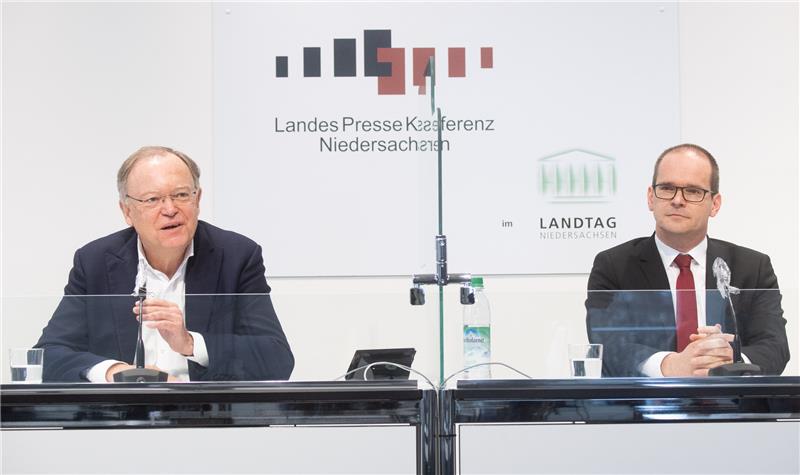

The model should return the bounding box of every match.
[647,186,655,212]
[710,192,722,218]
[119,200,134,227]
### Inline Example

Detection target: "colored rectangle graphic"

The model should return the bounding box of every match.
[334,38,356,77]
[448,48,465,77]
[481,47,493,68]
[412,48,435,95]
[364,29,392,77]
[275,56,288,78]
[377,47,405,95]
[304,47,321,77]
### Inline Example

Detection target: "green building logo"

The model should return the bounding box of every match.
[538,149,617,203]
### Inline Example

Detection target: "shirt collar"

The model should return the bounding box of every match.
[654,234,707,269]
[136,237,195,279]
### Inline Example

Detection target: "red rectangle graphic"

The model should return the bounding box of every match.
[480,47,493,69]
[448,48,465,77]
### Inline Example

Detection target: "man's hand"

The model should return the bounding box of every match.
[688,324,727,342]
[133,298,194,356]
[662,325,734,376]
[105,362,177,382]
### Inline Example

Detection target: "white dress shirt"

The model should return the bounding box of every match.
[638,236,707,377]
[639,235,749,376]
[85,239,209,382]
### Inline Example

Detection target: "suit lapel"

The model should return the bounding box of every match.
[635,235,676,342]
[185,222,222,333]
[105,229,139,361]
[637,235,670,290]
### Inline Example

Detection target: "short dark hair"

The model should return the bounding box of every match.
[652,143,719,193]
[117,146,201,199]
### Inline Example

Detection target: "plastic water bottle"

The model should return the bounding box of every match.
[463,276,491,379]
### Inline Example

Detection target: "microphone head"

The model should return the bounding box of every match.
[712,257,731,280]
[712,257,731,297]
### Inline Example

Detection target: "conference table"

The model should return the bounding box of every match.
[1,380,437,474]
[442,377,800,474]
[2,377,799,474]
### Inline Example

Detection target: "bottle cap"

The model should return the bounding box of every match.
[470,276,484,288]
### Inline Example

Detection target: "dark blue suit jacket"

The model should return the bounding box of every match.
[36,221,294,382]
[585,235,789,377]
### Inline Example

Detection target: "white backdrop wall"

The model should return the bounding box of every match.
[2,2,798,382]
[212,3,681,277]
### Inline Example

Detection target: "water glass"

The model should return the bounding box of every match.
[568,343,602,378]
[9,348,44,383]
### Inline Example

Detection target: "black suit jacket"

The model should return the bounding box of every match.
[585,235,789,377]
[36,221,294,382]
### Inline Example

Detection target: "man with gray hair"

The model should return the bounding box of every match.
[36,146,294,382]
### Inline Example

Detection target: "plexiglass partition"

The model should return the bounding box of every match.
[2,292,435,385]
[3,288,796,384]
[445,286,797,385]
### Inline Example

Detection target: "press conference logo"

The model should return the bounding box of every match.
[274,29,494,95]
[537,149,617,203]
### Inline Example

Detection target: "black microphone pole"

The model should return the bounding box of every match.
[135,285,146,368]
[113,283,169,382]
[709,258,761,376]
[725,294,743,364]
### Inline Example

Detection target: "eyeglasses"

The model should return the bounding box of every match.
[653,184,713,203]
[126,189,197,209]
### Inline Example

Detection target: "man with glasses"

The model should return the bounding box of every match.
[35,146,294,382]
[585,144,789,377]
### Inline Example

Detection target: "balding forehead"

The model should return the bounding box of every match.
[118,146,201,197]
[661,148,713,172]
[132,152,184,169]
[128,153,193,181]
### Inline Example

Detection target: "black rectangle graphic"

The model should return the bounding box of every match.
[276,56,288,78]
[304,47,321,77]
[334,38,356,77]
[364,30,391,77]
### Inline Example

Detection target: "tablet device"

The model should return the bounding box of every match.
[345,348,416,380]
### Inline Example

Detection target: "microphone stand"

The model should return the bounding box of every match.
[113,285,169,382]
[708,284,762,376]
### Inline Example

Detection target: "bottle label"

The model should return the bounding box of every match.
[463,325,491,368]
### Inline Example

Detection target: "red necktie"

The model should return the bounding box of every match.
[674,254,697,352]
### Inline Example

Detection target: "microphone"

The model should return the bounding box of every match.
[134,284,147,368]
[709,257,761,376]
[131,260,149,369]
[712,257,732,299]
[113,277,168,382]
